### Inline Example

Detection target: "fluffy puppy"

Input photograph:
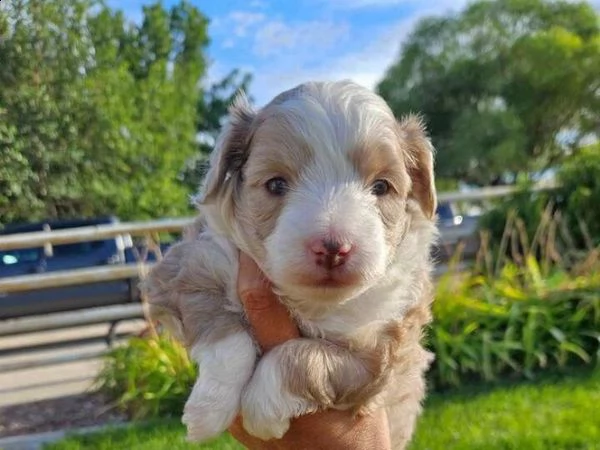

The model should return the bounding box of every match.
[143,80,438,449]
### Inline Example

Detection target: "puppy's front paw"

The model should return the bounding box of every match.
[240,357,318,440]
[182,397,237,442]
[241,400,291,441]
[240,379,292,440]
[183,332,257,442]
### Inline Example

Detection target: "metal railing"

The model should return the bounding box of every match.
[0,182,556,372]
[436,180,557,203]
[0,181,558,293]
[0,217,191,252]
[0,219,191,370]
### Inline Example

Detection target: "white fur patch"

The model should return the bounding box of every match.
[183,332,256,442]
[241,346,318,440]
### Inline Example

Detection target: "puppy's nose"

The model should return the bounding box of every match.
[309,239,352,269]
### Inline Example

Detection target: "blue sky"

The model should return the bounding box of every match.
[105,0,471,105]
[105,0,599,106]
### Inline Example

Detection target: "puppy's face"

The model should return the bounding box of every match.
[199,81,436,302]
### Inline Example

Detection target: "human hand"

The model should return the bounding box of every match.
[228,251,392,450]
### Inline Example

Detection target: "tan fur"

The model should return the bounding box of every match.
[399,115,437,220]
[235,118,315,251]
[144,217,247,349]
[143,80,438,449]
[349,142,411,248]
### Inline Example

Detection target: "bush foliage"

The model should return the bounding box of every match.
[431,256,600,389]
[96,333,197,420]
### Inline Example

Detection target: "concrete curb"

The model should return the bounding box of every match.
[0,422,128,450]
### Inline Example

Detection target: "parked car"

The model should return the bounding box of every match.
[434,202,480,262]
[0,216,171,320]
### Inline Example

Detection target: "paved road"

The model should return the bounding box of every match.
[0,320,146,407]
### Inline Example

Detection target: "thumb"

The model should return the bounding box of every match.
[237,251,300,352]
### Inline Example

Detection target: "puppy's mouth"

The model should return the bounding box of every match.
[293,270,363,290]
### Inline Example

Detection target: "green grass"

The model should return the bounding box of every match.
[44,424,242,450]
[414,369,600,450]
[46,368,600,450]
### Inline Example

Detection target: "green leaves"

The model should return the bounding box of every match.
[0,0,243,226]
[430,240,600,389]
[95,334,197,420]
[557,144,600,248]
[377,0,600,186]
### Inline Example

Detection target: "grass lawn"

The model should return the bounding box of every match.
[46,368,600,450]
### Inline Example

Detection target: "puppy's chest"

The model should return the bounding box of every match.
[293,288,406,342]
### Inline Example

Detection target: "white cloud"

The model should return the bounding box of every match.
[248,0,268,8]
[249,2,469,105]
[228,11,266,38]
[253,20,350,58]
[321,0,415,9]
[213,11,349,59]
[249,18,410,105]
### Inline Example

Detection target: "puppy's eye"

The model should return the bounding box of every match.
[371,179,390,196]
[265,177,288,196]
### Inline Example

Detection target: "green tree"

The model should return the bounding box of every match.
[0,0,246,225]
[378,0,600,186]
[81,1,210,220]
[0,0,97,220]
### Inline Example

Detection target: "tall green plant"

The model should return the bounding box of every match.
[430,212,600,389]
[96,334,197,419]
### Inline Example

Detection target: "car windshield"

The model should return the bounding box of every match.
[436,203,454,221]
[0,248,41,265]
[0,240,109,266]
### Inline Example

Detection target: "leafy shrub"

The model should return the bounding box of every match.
[430,255,600,389]
[95,333,197,420]
[429,211,600,389]
[557,144,600,248]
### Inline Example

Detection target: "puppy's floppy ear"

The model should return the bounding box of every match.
[197,92,256,204]
[399,115,437,220]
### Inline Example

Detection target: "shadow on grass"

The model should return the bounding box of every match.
[425,364,599,406]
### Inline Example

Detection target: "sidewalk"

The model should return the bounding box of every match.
[0,321,145,408]
[0,321,143,447]
[0,423,127,450]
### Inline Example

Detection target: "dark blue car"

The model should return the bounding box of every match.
[0,216,164,320]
